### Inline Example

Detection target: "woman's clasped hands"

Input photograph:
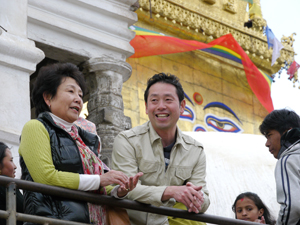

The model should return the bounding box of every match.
[100,170,143,197]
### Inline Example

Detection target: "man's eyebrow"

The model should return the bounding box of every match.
[149,93,174,97]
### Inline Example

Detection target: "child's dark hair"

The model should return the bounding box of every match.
[0,142,9,165]
[232,192,276,225]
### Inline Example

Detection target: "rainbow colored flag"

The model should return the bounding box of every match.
[129,26,274,112]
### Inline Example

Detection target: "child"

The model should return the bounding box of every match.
[232,192,276,225]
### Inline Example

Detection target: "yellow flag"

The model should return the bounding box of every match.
[249,3,262,18]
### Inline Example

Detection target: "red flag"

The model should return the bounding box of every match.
[130,27,274,112]
[287,61,300,79]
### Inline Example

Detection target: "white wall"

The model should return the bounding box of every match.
[184,131,279,222]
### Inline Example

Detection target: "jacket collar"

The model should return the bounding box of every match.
[278,127,300,158]
[148,121,187,150]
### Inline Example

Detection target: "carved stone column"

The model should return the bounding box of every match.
[85,57,132,166]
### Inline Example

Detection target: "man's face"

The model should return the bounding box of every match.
[265,129,282,159]
[146,82,185,134]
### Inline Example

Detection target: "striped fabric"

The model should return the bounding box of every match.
[129,25,274,112]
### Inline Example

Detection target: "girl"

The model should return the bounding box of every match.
[232,192,276,225]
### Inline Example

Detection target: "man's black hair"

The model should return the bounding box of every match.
[144,73,184,103]
[259,109,300,136]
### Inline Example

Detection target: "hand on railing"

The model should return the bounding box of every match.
[117,172,143,197]
[161,182,204,213]
[186,182,204,213]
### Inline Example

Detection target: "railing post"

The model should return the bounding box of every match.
[6,182,16,225]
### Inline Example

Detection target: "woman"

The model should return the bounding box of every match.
[19,63,142,225]
[0,142,24,225]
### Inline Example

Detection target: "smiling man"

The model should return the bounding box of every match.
[112,73,209,225]
[259,109,300,225]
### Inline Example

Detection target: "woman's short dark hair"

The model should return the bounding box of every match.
[0,142,9,165]
[32,62,87,117]
[259,109,300,136]
[232,192,276,225]
[144,73,184,104]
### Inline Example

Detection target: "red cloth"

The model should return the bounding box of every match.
[130,33,274,112]
[287,61,300,79]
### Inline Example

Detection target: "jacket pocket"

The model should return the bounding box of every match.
[175,168,192,182]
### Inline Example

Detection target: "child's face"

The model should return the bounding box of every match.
[235,197,264,222]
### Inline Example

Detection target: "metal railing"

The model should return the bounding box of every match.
[0,176,264,225]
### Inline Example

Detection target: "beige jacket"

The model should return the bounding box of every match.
[112,121,210,225]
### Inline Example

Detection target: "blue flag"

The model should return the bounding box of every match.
[265,25,275,49]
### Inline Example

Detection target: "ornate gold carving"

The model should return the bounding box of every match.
[251,17,266,32]
[223,0,237,14]
[137,0,295,69]
[281,33,297,47]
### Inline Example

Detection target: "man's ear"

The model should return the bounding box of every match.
[43,92,52,106]
[180,99,186,115]
[145,102,148,115]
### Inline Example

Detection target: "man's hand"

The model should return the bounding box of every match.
[162,182,204,213]
[117,172,143,197]
[186,182,204,213]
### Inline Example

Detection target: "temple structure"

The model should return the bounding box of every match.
[123,0,296,135]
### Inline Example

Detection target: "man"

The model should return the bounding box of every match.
[112,73,209,225]
[259,109,300,225]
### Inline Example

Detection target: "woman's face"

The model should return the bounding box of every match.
[235,197,264,222]
[44,77,83,123]
[0,149,17,178]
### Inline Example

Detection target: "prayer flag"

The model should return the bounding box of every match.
[241,0,253,4]
[265,26,274,49]
[271,37,284,66]
[249,3,262,18]
[287,61,300,79]
[129,26,274,112]
[265,26,284,66]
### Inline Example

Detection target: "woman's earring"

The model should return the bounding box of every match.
[49,104,51,109]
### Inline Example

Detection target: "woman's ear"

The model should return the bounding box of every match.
[43,92,52,107]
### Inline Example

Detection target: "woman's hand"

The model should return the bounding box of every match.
[254,216,266,224]
[117,172,143,197]
[100,170,129,187]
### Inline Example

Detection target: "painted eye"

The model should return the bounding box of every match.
[193,125,207,132]
[205,114,243,133]
[180,105,195,123]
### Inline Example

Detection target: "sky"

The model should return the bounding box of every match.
[260,0,300,114]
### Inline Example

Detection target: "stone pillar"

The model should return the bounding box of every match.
[85,57,132,166]
[0,0,45,178]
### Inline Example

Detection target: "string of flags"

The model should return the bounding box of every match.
[265,26,299,87]
[265,26,284,66]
